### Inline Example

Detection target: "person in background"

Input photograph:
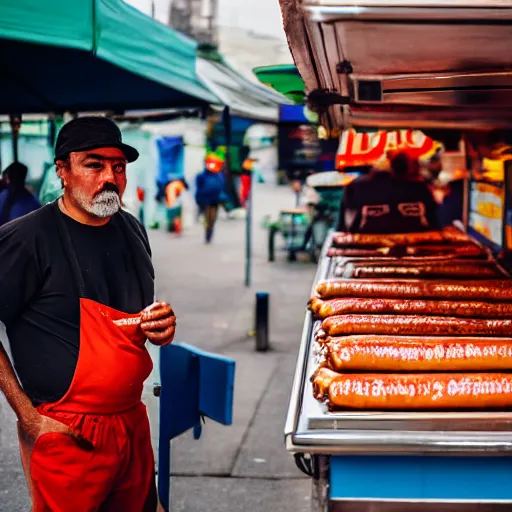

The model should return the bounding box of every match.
[136,185,145,225]
[239,158,256,208]
[337,150,438,233]
[0,170,8,192]
[165,178,189,233]
[0,162,41,226]
[436,168,468,227]
[195,153,227,243]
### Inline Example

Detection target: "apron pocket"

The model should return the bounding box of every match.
[30,432,95,482]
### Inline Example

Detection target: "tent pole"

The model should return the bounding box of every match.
[9,114,21,163]
[245,166,253,288]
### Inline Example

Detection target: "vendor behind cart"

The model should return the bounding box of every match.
[337,150,438,233]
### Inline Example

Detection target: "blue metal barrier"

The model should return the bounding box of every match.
[157,343,235,511]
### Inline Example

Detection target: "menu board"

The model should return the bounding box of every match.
[505,161,512,252]
[469,180,504,248]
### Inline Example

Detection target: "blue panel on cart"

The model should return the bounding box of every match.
[330,456,512,501]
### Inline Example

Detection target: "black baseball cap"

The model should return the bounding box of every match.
[54,116,139,163]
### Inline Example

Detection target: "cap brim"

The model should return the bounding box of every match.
[55,143,139,163]
[119,143,139,163]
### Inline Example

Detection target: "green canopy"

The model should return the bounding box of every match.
[0,0,218,114]
[253,65,305,104]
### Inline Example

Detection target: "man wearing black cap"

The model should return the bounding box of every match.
[0,116,175,511]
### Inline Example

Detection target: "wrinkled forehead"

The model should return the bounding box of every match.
[70,147,127,163]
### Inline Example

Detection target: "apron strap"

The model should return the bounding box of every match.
[116,211,153,306]
[52,200,86,297]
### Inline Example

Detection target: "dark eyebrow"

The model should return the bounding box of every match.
[84,153,127,162]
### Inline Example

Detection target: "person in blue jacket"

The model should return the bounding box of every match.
[195,153,227,243]
[0,162,41,226]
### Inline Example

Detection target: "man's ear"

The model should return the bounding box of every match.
[55,160,69,187]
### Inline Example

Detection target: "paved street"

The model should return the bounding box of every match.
[0,182,315,511]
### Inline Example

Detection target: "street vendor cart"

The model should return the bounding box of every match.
[286,225,512,511]
[278,1,512,510]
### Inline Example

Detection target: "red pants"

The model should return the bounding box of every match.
[20,403,157,512]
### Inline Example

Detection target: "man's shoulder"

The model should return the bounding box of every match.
[0,202,54,251]
[117,209,151,253]
[0,202,53,233]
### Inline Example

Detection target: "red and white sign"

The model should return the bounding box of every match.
[336,129,440,170]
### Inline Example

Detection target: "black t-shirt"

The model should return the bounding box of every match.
[0,202,154,405]
[337,172,439,234]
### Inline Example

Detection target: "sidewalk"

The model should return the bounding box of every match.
[0,181,316,511]
[152,182,315,511]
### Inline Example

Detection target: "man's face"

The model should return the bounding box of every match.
[58,147,127,218]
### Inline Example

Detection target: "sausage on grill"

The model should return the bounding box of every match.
[405,243,484,258]
[324,335,512,371]
[332,231,445,247]
[313,368,512,410]
[320,314,512,338]
[315,279,512,302]
[309,297,512,320]
[327,247,392,258]
[350,263,499,279]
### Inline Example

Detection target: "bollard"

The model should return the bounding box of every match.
[255,292,270,352]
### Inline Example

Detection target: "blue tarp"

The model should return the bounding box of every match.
[156,136,185,185]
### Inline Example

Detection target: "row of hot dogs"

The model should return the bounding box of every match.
[309,229,512,411]
[327,227,490,262]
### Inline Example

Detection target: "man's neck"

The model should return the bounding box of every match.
[59,194,112,227]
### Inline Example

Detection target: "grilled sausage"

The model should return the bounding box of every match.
[320,314,512,337]
[327,247,392,258]
[350,263,499,279]
[315,279,512,302]
[332,231,445,247]
[406,243,485,258]
[326,372,512,410]
[309,297,512,320]
[324,335,512,371]
[442,226,472,243]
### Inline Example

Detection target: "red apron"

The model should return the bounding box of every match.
[18,207,157,512]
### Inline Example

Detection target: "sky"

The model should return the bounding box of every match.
[125,0,287,41]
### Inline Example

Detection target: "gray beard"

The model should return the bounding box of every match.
[90,190,121,218]
[72,190,121,218]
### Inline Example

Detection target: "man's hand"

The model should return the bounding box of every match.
[140,301,176,346]
[18,409,93,450]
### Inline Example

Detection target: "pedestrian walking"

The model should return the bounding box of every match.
[0,116,176,512]
[195,153,227,243]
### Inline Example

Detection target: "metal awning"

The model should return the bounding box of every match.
[197,58,292,122]
[278,0,512,130]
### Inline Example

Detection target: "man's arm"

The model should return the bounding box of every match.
[0,342,83,444]
[0,342,41,439]
[0,223,87,445]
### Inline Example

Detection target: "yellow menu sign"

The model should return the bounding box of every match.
[469,181,504,247]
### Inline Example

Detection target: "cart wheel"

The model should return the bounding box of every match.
[287,250,297,262]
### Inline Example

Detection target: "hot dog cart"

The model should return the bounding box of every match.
[286,229,512,512]
[278,1,512,510]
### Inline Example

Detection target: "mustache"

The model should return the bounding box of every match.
[96,183,120,196]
